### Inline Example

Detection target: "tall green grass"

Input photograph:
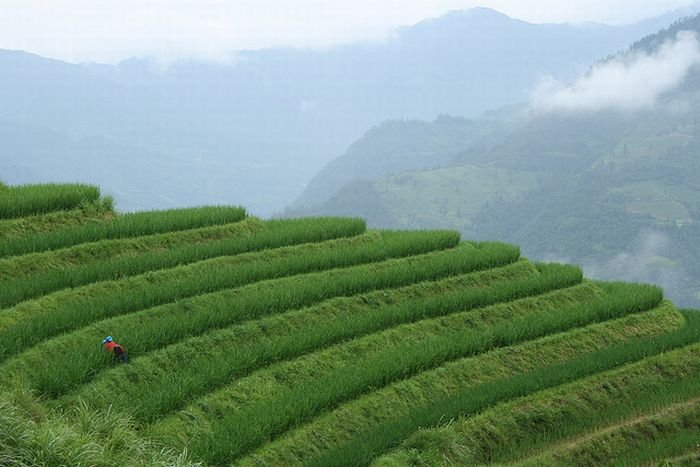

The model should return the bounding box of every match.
[0,389,195,466]
[0,218,264,279]
[0,217,373,306]
[239,305,683,466]
[0,230,465,361]
[307,310,700,467]
[0,204,112,241]
[517,397,700,466]
[504,366,700,465]
[189,273,662,464]
[153,282,614,452]
[5,241,517,399]
[61,264,536,405]
[663,452,700,467]
[0,183,101,219]
[0,205,247,257]
[71,262,575,421]
[618,430,700,466]
[375,341,700,466]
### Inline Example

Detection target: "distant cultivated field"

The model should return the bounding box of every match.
[0,183,698,466]
[375,165,539,230]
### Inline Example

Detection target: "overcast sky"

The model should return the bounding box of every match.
[2,0,699,63]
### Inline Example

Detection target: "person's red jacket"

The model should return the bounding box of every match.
[103,341,123,353]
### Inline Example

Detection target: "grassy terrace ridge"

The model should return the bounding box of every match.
[0,217,266,279]
[0,217,360,278]
[0,229,471,361]
[2,240,515,398]
[181,279,662,463]
[152,282,633,446]
[69,262,580,422]
[515,396,700,466]
[374,337,700,466]
[0,183,698,466]
[0,203,113,240]
[241,305,683,466]
[0,205,247,257]
[0,217,374,307]
[307,310,700,467]
[0,183,101,219]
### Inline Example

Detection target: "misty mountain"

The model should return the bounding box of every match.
[285,14,700,308]
[1,7,695,215]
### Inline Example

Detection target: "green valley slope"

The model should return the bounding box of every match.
[284,15,700,308]
[0,183,698,466]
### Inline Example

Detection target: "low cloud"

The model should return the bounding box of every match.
[532,30,700,113]
[584,230,680,288]
[540,229,693,306]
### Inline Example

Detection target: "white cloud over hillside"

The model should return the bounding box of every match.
[533,30,700,112]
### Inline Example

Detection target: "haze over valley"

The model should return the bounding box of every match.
[284,13,700,308]
[2,6,696,214]
[4,3,700,465]
[3,5,700,304]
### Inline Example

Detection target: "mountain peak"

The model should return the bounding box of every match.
[403,7,522,37]
[429,7,517,25]
[449,7,513,20]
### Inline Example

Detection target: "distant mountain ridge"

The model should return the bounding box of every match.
[1,7,696,215]
[284,13,700,308]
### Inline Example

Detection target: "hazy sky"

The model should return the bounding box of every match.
[2,0,699,63]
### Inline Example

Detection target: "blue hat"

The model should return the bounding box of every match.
[102,336,113,344]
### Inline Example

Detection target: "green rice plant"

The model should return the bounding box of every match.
[0,388,198,466]
[46,261,536,402]
[151,281,616,451]
[0,218,265,280]
[0,183,101,219]
[306,310,700,467]
[239,305,685,466]
[516,397,700,466]
[497,365,700,465]
[0,217,362,280]
[661,450,700,466]
[0,217,373,306]
[69,261,574,421]
[0,205,247,257]
[374,342,700,466]
[187,274,661,464]
[0,230,466,361]
[0,204,113,241]
[4,241,517,399]
[631,431,700,466]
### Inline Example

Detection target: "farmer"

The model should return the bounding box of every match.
[101,336,128,364]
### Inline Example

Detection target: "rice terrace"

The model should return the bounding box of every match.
[0,181,698,466]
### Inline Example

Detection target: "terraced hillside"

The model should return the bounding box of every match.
[0,183,698,466]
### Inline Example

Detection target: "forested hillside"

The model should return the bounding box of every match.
[1,8,692,215]
[285,15,700,307]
